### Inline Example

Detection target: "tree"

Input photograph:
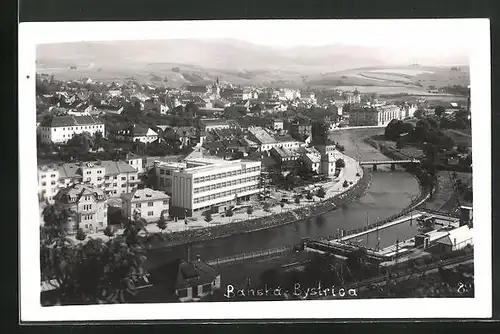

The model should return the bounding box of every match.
[434,106,446,118]
[414,109,425,119]
[76,228,87,241]
[204,212,213,223]
[185,102,199,118]
[336,158,345,168]
[294,196,301,205]
[336,144,345,152]
[384,119,403,141]
[246,207,253,219]
[156,212,167,231]
[306,192,314,201]
[94,131,105,150]
[42,203,74,240]
[280,202,285,212]
[104,226,115,238]
[317,187,326,199]
[225,209,234,223]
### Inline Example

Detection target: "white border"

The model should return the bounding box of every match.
[19,19,491,321]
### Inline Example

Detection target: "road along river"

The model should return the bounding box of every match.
[146,128,421,268]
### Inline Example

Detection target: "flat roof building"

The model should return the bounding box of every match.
[170,159,262,218]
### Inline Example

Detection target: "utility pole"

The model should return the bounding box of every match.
[376,222,380,252]
[395,237,399,268]
[366,212,369,246]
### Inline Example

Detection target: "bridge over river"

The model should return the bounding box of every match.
[360,159,421,171]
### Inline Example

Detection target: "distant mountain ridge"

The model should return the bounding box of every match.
[36,39,469,88]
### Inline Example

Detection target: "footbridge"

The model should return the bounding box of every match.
[360,159,420,171]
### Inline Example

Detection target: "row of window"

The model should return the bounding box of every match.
[86,170,104,175]
[194,176,259,194]
[41,181,56,186]
[159,178,173,187]
[193,166,260,184]
[82,204,92,210]
[40,173,57,179]
[135,200,168,208]
[193,185,258,204]
[54,125,104,132]
[159,169,172,175]
[135,211,155,217]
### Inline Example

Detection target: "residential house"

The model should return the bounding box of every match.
[270,146,302,171]
[199,119,231,132]
[116,125,159,144]
[271,119,284,131]
[247,127,278,152]
[121,188,170,222]
[302,151,322,174]
[53,183,108,233]
[288,119,312,142]
[43,160,140,199]
[125,152,145,175]
[175,256,221,302]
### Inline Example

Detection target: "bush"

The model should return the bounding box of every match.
[336,158,345,168]
[343,180,349,188]
[204,212,213,223]
[76,228,87,241]
[103,226,114,237]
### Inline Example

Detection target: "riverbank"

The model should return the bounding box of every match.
[147,163,372,250]
[330,136,441,242]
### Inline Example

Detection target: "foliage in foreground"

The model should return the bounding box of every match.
[40,204,149,305]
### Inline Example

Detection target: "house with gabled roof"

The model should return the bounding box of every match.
[116,124,159,144]
[174,256,221,302]
[53,183,108,233]
[121,187,170,222]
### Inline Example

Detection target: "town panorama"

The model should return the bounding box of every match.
[36,39,473,305]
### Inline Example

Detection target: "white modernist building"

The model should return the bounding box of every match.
[169,158,262,218]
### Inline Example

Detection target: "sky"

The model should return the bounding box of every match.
[28,19,475,52]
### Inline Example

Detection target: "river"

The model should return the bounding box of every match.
[146,128,421,268]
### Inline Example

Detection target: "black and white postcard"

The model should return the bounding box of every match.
[19,19,491,321]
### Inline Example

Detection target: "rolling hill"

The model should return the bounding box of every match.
[36,39,469,89]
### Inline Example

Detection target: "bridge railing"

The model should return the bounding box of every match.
[206,245,296,266]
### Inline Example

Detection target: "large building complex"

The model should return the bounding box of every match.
[38,115,105,144]
[52,184,108,233]
[38,160,140,203]
[248,127,305,152]
[168,158,262,218]
[348,104,404,126]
